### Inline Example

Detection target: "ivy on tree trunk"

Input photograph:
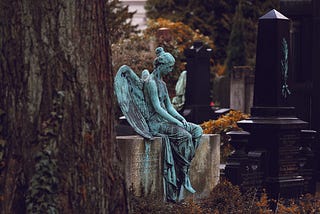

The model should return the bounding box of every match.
[0,0,128,213]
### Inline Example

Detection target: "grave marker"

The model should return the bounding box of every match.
[183,41,213,124]
[236,9,309,198]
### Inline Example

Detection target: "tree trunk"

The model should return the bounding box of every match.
[0,0,128,213]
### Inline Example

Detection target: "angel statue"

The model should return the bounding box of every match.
[114,47,203,202]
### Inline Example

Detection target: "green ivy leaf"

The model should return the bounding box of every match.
[42,185,53,193]
[48,206,58,214]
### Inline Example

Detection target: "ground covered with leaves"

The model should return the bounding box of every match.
[130,180,320,214]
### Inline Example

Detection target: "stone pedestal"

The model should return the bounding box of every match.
[117,136,163,197]
[238,107,307,198]
[117,134,220,200]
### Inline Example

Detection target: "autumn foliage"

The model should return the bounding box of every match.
[201,110,249,135]
[145,18,214,56]
[201,110,250,162]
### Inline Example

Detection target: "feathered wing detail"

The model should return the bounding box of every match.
[114,65,153,139]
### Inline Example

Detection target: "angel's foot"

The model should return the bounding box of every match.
[183,176,196,194]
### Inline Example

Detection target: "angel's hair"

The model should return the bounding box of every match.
[153,47,175,68]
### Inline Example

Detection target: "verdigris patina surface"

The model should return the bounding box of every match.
[114,47,203,202]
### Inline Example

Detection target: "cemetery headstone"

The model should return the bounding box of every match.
[183,41,213,124]
[230,66,254,114]
[225,130,267,193]
[235,9,310,199]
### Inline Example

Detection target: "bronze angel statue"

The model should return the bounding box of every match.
[114,47,203,202]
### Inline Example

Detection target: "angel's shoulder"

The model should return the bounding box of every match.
[144,77,158,92]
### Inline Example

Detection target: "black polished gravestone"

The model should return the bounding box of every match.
[225,130,267,194]
[237,9,309,199]
[183,41,213,124]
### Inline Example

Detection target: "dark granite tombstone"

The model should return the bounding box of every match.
[253,9,291,107]
[183,41,213,124]
[237,9,309,199]
[241,150,267,193]
[225,130,267,193]
[225,131,250,187]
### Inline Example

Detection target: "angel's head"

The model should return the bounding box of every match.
[153,47,175,76]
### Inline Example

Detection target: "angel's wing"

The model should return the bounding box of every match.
[114,65,153,139]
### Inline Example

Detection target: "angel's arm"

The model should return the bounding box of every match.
[165,94,189,129]
[146,80,183,127]
[165,95,184,120]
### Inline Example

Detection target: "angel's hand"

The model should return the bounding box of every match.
[182,119,190,130]
[173,119,184,128]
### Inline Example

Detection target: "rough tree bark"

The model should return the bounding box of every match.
[0,0,128,213]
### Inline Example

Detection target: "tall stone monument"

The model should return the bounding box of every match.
[237,9,308,198]
[183,41,213,124]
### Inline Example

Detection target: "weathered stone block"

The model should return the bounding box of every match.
[117,134,220,200]
[187,134,221,200]
[230,66,254,114]
[117,136,163,198]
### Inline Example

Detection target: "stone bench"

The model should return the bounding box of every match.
[117,134,220,201]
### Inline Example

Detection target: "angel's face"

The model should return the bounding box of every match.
[162,63,174,75]
[160,63,174,76]
[155,52,175,76]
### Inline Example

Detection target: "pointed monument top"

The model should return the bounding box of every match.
[259,9,289,20]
